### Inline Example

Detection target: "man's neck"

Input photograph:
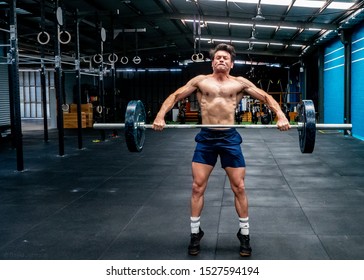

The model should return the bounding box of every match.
[212,71,230,81]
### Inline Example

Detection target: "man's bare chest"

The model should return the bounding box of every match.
[199,80,242,97]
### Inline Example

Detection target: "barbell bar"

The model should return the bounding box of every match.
[93,100,352,154]
[93,122,352,130]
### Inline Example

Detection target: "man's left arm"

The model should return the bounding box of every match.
[236,77,290,131]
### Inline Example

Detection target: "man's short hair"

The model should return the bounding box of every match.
[209,43,236,62]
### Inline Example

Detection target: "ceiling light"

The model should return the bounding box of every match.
[252,5,265,21]
[196,38,211,42]
[280,26,299,30]
[293,0,325,8]
[253,41,270,45]
[204,0,292,5]
[232,40,250,44]
[307,28,322,32]
[230,23,253,27]
[213,39,233,43]
[255,24,277,29]
[250,28,257,40]
[249,34,256,40]
[183,19,228,26]
[327,2,356,10]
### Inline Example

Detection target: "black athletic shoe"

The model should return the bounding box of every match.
[188,228,204,256]
[237,230,252,257]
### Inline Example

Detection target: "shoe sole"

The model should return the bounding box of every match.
[188,250,200,256]
[239,251,251,257]
[188,244,200,256]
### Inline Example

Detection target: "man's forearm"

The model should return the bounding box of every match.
[156,94,178,119]
[265,95,286,119]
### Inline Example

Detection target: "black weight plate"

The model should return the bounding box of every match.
[298,100,316,153]
[125,100,146,152]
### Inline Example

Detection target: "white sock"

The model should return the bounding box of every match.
[239,217,249,235]
[190,216,200,234]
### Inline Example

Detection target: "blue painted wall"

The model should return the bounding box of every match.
[323,40,345,124]
[351,26,364,140]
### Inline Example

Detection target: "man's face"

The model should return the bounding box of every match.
[212,50,234,73]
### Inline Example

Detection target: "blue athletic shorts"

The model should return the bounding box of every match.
[192,128,246,168]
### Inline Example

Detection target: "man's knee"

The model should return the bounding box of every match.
[231,180,246,195]
[192,180,207,197]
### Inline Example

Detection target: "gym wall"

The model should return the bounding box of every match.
[351,24,364,140]
[0,34,11,132]
[323,40,345,125]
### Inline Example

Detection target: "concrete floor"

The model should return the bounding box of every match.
[0,125,364,260]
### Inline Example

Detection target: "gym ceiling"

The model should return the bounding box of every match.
[2,0,364,67]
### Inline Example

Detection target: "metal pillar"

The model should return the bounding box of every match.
[8,0,24,171]
[74,9,83,149]
[342,30,352,133]
[40,0,48,142]
[54,1,65,156]
[317,47,325,124]
[98,22,106,141]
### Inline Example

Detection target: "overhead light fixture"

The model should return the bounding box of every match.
[248,42,254,51]
[250,27,257,40]
[252,5,265,21]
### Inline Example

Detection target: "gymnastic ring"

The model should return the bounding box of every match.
[37,31,50,45]
[96,105,103,114]
[108,53,118,64]
[58,30,71,44]
[61,104,69,112]
[191,53,204,62]
[93,54,103,64]
[121,56,129,64]
[133,56,141,65]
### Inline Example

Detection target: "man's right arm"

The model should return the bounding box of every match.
[152,75,205,131]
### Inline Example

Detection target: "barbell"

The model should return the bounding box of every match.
[93,100,352,153]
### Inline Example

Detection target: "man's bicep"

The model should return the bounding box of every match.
[174,84,197,101]
[244,86,268,102]
[236,76,256,88]
[175,76,204,100]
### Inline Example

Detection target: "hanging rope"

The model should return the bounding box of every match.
[197,14,201,55]
[133,30,141,65]
[120,30,128,64]
[57,5,71,45]
[37,0,50,45]
[191,14,204,62]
